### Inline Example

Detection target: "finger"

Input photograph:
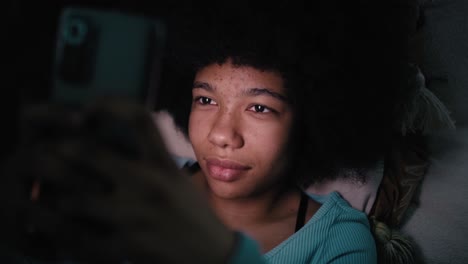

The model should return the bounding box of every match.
[30,141,177,222]
[24,175,130,262]
[29,190,169,263]
[26,204,126,263]
[0,149,47,244]
[10,141,115,217]
[81,98,176,166]
[18,103,84,145]
[51,135,184,191]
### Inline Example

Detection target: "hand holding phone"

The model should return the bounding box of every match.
[2,99,236,263]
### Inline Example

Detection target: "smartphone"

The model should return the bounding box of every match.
[51,7,166,109]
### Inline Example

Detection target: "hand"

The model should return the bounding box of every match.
[0,98,235,263]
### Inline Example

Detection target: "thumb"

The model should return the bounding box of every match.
[81,98,177,168]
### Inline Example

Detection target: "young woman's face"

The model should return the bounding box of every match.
[188,61,293,199]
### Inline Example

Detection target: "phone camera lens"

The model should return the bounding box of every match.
[63,18,88,46]
[57,15,96,84]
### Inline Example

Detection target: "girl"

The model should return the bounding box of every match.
[2,1,409,263]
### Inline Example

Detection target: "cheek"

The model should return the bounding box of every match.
[248,121,292,163]
[188,111,208,148]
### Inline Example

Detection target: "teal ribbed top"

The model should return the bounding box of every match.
[262,191,377,263]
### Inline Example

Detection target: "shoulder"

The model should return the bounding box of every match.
[264,192,376,263]
[311,192,377,263]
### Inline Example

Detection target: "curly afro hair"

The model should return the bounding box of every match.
[155,0,414,186]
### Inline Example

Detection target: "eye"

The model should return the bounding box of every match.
[248,104,272,113]
[195,96,217,105]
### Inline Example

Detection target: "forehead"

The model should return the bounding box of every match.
[194,62,285,93]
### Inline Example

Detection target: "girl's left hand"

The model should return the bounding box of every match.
[0,99,235,263]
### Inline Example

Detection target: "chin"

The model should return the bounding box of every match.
[207,180,253,199]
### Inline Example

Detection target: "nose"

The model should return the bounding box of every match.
[208,111,244,149]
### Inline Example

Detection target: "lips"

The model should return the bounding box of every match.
[205,158,251,182]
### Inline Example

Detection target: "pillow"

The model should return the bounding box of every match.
[153,110,195,159]
[416,0,468,127]
[401,127,468,263]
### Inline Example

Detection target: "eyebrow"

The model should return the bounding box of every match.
[245,88,288,102]
[193,81,213,91]
[193,82,288,103]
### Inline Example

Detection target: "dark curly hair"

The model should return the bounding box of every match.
[156,0,413,186]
